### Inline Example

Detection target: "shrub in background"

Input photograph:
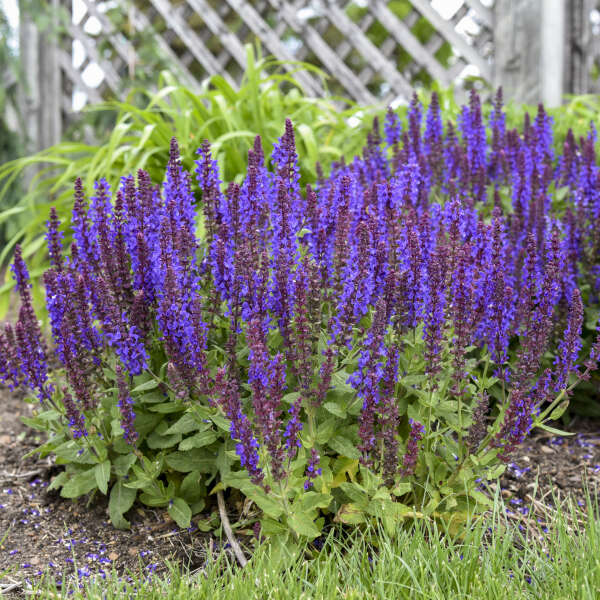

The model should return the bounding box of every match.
[2,92,600,544]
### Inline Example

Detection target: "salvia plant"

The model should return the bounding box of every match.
[3,90,600,544]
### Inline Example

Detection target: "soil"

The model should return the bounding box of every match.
[0,384,599,597]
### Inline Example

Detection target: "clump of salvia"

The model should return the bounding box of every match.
[3,90,600,536]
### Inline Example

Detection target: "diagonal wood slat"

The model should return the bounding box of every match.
[268,0,376,104]
[324,1,414,99]
[147,0,236,85]
[48,0,498,119]
[369,0,451,86]
[410,0,492,79]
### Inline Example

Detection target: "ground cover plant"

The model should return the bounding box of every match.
[2,90,600,549]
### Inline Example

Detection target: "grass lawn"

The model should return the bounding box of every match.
[11,491,599,600]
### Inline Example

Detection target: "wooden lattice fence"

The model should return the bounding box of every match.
[18,0,600,154]
[24,0,495,139]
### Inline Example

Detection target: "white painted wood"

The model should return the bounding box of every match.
[541,0,565,106]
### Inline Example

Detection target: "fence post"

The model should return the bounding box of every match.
[493,0,543,103]
[540,0,565,106]
[18,0,62,156]
[493,0,566,105]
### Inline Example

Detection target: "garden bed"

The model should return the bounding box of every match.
[1,381,599,595]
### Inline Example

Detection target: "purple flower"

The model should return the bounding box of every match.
[116,365,138,446]
[214,368,264,487]
[400,420,425,477]
[554,288,584,391]
[304,448,322,490]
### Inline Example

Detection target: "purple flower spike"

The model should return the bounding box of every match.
[304,448,322,490]
[554,288,584,392]
[116,365,138,446]
[400,419,425,477]
[45,207,64,272]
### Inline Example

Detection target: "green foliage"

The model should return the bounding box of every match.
[22,299,570,542]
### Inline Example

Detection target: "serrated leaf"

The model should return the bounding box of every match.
[48,471,68,491]
[178,430,217,451]
[295,492,331,513]
[331,457,359,488]
[288,511,320,539]
[94,460,111,495]
[165,413,202,435]
[468,489,493,507]
[339,482,369,505]
[166,448,215,473]
[334,502,366,525]
[132,379,159,393]
[109,480,137,530]
[485,463,506,479]
[180,470,204,503]
[61,468,98,498]
[146,430,182,449]
[323,402,346,418]
[211,414,231,431]
[327,435,360,459]
[260,517,288,536]
[133,411,163,438]
[168,497,192,528]
[113,454,137,477]
[249,490,284,519]
[392,482,412,497]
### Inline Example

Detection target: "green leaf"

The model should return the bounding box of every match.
[211,414,231,431]
[133,411,163,438]
[146,430,182,449]
[323,402,346,419]
[109,480,137,530]
[295,492,331,514]
[180,470,204,503]
[132,379,159,393]
[168,497,192,529]
[61,468,98,498]
[148,402,185,414]
[178,430,217,451]
[334,503,366,525]
[485,463,506,479]
[315,418,338,444]
[327,435,360,460]
[548,400,570,421]
[392,482,412,497]
[166,449,215,473]
[536,423,575,437]
[165,412,202,435]
[249,490,284,519]
[287,511,320,539]
[260,517,288,536]
[468,489,493,507]
[113,454,137,477]
[47,471,68,492]
[339,482,369,506]
[94,460,111,495]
